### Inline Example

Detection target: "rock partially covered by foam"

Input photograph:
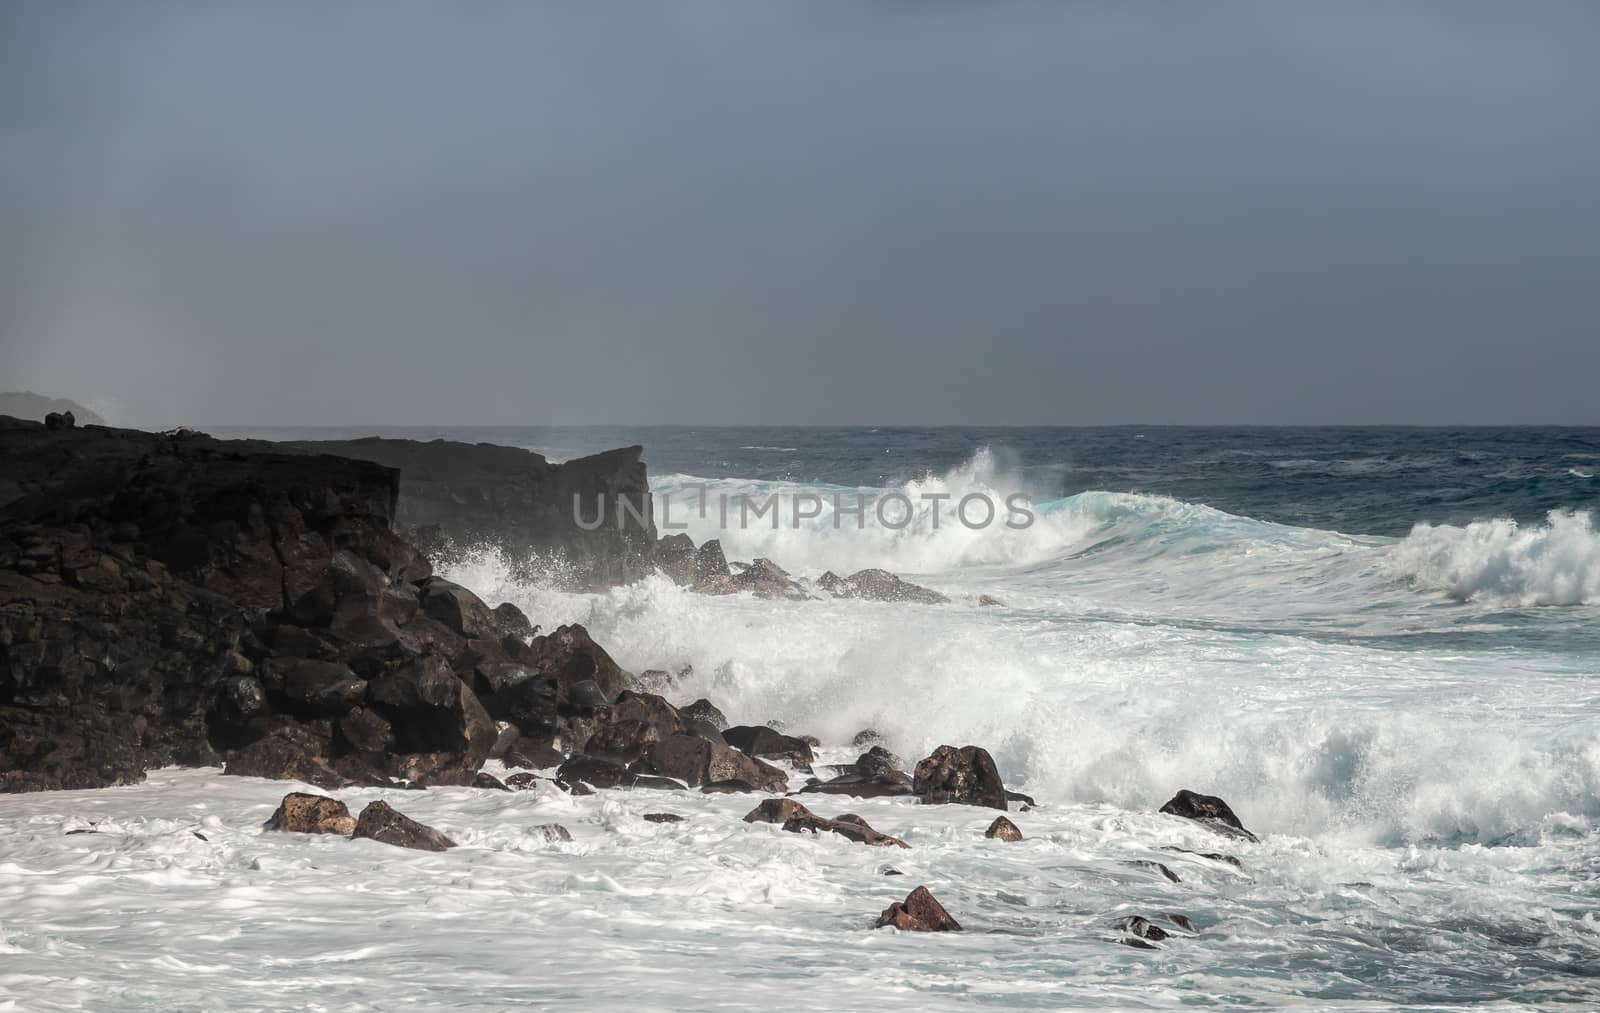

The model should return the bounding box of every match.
[875,886,962,932]
[1158,789,1258,842]
[351,800,456,852]
[913,744,1008,810]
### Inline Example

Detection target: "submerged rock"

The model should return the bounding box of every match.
[533,823,573,843]
[912,744,1007,810]
[351,800,455,851]
[875,886,962,932]
[823,568,949,605]
[985,815,1023,841]
[1158,789,1258,842]
[264,792,355,835]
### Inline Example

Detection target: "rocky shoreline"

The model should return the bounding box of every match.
[1,413,1251,943]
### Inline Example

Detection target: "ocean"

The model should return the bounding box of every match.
[3,426,1597,1009]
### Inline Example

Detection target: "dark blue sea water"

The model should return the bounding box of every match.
[224,425,1600,537]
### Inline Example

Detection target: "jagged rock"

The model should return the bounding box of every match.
[692,540,730,584]
[721,725,814,771]
[524,624,630,701]
[743,798,818,824]
[825,568,949,605]
[1159,789,1258,842]
[684,718,728,747]
[278,438,656,591]
[680,698,728,730]
[264,792,355,834]
[366,655,495,772]
[336,707,395,753]
[985,816,1023,841]
[418,578,497,640]
[912,744,1007,810]
[654,533,696,585]
[351,800,455,851]
[1114,916,1170,943]
[875,886,961,932]
[698,558,810,600]
[493,602,536,641]
[279,659,367,716]
[642,735,788,792]
[855,746,906,779]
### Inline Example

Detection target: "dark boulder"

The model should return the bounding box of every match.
[692,540,730,584]
[524,624,630,701]
[366,655,495,772]
[1159,789,1258,842]
[351,800,455,851]
[875,886,961,932]
[224,725,350,789]
[280,659,367,717]
[418,578,497,640]
[264,792,355,834]
[680,698,728,730]
[985,816,1023,841]
[743,798,817,824]
[654,533,696,585]
[721,725,815,771]
[642,735,787,792]
[533,823,573,843]
[912,744,1007,810]
[643,812,683,824]
[1114,916,1170,943]
[855,746,906,779]
[493,602,536,641]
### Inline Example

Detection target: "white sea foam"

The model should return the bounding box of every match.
[1391,510,1600,606]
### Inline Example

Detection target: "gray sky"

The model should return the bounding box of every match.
[3,1,1598,427]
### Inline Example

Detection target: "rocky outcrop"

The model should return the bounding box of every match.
[264,792,356,834]
[912,744,1008,810]
[875,886,961,932]
[0,417,634,793]
[351,800,456,851]
[744,798,907,847]
[280,438,656,590]
[1159,789,1258,842]
[0,392,105,426]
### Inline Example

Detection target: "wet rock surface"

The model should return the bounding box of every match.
[875,886,962,932]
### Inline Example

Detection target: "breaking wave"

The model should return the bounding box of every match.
[1391,510,1600,606]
